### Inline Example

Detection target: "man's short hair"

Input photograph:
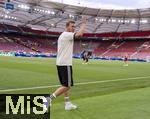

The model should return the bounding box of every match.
[66,20,75,27]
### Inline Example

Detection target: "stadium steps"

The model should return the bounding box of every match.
[11,37,40,53]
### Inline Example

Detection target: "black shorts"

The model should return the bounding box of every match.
[57,66,74,87]
[82,56,86,61]
[124,58,128,61]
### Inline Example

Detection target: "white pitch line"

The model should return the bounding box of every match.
[0,76,150,92]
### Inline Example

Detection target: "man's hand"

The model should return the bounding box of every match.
[82,16,87,24]
[75,16,87,39]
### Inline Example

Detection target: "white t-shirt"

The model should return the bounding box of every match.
[56,31,75,66]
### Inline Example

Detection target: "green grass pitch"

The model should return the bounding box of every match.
[0,56,150,119]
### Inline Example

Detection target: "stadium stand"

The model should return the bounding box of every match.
[0,1,149,61]
[0,31,149,60]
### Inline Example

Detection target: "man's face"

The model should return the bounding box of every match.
[67,23,75,32]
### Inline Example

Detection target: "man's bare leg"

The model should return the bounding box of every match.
[64,91,70,102]
[64,90,77,110]
[50,86,70,100]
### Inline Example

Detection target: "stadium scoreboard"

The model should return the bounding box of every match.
[5,2,15,10]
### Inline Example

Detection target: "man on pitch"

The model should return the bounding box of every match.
[49,18,86,110]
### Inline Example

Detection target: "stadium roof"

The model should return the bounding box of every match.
[0,0,150,33]
[49,0,150,10]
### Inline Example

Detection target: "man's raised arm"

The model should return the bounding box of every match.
[75,17,87,39]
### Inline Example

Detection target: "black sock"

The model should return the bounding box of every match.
[50,93,56,100]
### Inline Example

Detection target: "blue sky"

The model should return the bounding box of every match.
[50,0,150,9]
